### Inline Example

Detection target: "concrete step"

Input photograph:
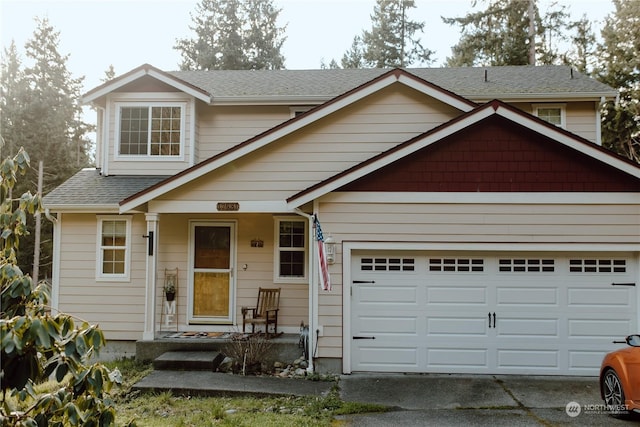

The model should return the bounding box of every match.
[153,350,225,371]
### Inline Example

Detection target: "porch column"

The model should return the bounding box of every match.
[142,213,159,340]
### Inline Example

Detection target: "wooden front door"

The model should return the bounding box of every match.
[189,222,235,323]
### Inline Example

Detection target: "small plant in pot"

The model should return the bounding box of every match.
[164,277,176,301]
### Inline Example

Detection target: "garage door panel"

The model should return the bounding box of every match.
[496,317,559,337]
[427,317,488,336]
[497,349,559,369]
[568,319,634,338]
[427,348,488,369]
[427,286,487,305]
[358,285,419,304]
[496,287,558,306]
[358,346,419,370]
[569,350,607,370]
[355,315,418,336]
[567,287,633,307]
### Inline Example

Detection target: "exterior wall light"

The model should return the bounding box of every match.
[324,234,336,264]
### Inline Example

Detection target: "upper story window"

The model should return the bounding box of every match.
[117,103,184,157]
[534,104,566,128]
[274,217,307,283]
[96,216,131,281]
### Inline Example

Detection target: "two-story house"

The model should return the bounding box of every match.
[43,64,640,375]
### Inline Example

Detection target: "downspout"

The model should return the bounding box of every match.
[294,208,315,373]
[45,208,59,315]
[596,96,605,146]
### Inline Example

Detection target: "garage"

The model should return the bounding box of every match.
[350,250,638,375]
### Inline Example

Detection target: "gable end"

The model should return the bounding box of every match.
[340,116,640,193]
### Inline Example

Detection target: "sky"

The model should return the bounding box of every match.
[1,0,615,96]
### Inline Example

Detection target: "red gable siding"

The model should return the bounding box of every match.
[340,116,640,192]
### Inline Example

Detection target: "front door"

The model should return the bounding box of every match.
[188,222,235,323]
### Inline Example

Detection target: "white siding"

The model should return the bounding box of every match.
[57,213,147,341]
[157,85,463,203]
[197,105,293,159]
[313,197,640,358]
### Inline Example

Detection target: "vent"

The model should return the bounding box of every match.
[499,259,555,272]
[361,258,415,272]
[429,258,484,272]
[570,259,626,273]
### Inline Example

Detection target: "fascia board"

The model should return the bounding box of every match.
[209,95,333,106]
[325,191,640,205]
[287,107,495,209]
[82,69,147,103]
[467,92,618,103]
[494,105,640,179]
[45,204,120,213]
[83,69,211,105]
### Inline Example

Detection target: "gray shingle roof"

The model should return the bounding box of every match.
[43,169,169,207]
[169,65,616,100]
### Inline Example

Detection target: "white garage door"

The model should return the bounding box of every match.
[350,251,638,375]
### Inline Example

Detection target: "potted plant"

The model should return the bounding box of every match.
[164,276,176,301]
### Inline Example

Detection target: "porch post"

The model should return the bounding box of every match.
[142,213,159,340]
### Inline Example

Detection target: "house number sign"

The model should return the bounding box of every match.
[216,202,240,211]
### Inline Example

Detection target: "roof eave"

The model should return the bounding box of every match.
[210,95,334,106]
[467,91,618,103]
[82,64,212,105]
[44,204,120,213]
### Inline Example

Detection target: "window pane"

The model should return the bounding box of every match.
[279,221,305,248]
[537,108,561,125]
[119,107,148,155]
[101,220,127,275]
[280,250,304,277]
[150,106,181,156]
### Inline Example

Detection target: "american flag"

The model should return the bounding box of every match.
[314,215,331,291]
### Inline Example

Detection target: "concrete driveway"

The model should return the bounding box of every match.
[337,374,637,426]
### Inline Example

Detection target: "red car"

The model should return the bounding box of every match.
[600,334,640,417]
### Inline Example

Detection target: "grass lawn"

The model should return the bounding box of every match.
[105,358,387,427]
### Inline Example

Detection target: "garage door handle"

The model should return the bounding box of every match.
[611,282,635,287]
[488,312,496,328]
[353,280,375,284]
[353,336,376,340]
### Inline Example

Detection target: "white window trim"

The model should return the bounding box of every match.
[533,103,566,128]
[96,215,132,282]
[114,101,186,161]
[273,216,308,284]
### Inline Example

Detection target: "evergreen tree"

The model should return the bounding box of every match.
[343,0,433,68]
[597,0,640,162]
[0,18,92,280]
[174,0,286,70]
[443,0,582,67]
[564,15,597,74]
[341,36,366,69]
[0,42,30,161]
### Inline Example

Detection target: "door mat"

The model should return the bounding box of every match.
[164,331,252,339]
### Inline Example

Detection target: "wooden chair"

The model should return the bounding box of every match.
[242,287,281,337]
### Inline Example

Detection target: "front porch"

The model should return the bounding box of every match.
[136,332,302,363]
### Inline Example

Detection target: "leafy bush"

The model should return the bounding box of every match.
[1,148,126,426]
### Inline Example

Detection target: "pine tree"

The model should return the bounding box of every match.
[345,0,433,68]
[597,0,640,162]
[443,0,582,67]
[175,0,286,70]
[0,18,92,280]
